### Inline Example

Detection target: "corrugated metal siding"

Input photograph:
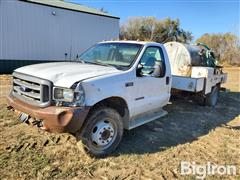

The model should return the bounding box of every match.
[0,0,119,71]
[0,60,59,74]
[0,0,3,60]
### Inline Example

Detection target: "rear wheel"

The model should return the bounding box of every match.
[80,107,123,157]
[205,84,220,106]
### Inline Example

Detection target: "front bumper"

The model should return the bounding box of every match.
[7,94,90,133]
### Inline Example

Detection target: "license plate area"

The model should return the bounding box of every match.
[19,112,29,123]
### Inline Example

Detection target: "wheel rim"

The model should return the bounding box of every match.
[90,119,116,150]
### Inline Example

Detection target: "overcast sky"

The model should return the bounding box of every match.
[68,0,239,40]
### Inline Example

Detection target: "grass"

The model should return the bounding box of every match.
[0,150,50,178]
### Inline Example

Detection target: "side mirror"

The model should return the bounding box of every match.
[136,63,144,77]
[152,60,165,77]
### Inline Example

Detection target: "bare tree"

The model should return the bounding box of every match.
[196,33,240,66]
[120,17,193,43]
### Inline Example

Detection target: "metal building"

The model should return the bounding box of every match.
[0,0,120,73]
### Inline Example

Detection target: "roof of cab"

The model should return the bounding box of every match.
[99,40,161,46]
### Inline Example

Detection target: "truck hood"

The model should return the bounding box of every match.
[15,62,121,88]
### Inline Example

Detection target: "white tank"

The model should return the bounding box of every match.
[164,42,204,76]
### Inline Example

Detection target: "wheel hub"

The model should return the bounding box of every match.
[101,129,111,140]
[91,120,115,146]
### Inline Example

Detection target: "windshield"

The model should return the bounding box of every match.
[79,43,142,69]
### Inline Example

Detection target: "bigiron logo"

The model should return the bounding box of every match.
[180,161,237,179]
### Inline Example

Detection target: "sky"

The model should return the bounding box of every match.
[67,0,240,40]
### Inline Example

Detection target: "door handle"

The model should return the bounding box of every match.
[166,76,170,85]
[125,82,134,87]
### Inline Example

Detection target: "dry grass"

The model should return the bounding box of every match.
[0,67,239,179]
[0,75,12,98]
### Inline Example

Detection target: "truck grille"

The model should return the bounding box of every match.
[12,72,52,107]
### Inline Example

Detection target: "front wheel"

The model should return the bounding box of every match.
[80,107,123,157]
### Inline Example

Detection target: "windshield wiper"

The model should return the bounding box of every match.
[75,58,107,66]
[76,59,122,69]
[83,60,114,68]
[95,61,123,70]
[93,61,113,67]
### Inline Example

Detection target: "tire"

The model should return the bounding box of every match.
[205,84,220,106]
[80,107,123,157]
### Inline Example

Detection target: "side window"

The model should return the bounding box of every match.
[139,46,165,76]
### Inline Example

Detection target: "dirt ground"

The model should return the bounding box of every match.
[0,67,239,180]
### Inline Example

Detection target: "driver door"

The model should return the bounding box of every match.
[131,46,171,117]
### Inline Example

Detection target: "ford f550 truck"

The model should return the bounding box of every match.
[7,41,227,157]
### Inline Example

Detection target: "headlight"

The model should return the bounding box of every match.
[53,84,85,106]
[53,87,74,102]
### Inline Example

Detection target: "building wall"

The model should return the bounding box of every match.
[0,0,119,73]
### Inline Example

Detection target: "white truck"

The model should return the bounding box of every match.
[7,41,227,157]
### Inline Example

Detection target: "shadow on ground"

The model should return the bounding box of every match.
[115,91,240,155]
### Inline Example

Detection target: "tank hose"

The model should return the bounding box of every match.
[196,42,217,67]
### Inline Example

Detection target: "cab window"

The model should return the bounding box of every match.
[140,46,165,76]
